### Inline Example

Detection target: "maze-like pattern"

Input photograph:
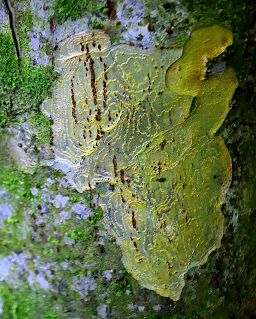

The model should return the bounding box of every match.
[43,25,238,300]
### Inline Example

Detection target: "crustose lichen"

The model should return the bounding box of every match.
[43,25,238,300]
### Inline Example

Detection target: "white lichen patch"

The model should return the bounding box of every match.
[153,304,161,311]
[0,251,59,292]
[73,272,97,298]
[0,202,13,226]
[96,304,109,319]
[53,193,69,208]
[72,202,92,219]
[102,270,113,282]
[138,305,145,311]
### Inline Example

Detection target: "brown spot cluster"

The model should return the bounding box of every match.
[70,79,77,124]
[49,115,54,146]
[106,0,115,20]
[130,237,139,252]
[132,211,136,229]
[157,161,162,174]
[89,57,97,105]
[150,113,153,124]
[166,27,173,34]
[120,169,125,184]
[50,19,55,33]
[80,42,84,52]
[102,62,107,108]
[239,118,254,127]
[95,127,104,141]
[96,108,101,121]
[148,23,154,32]
[112,155,117,176]
[86,44,90,60]
[169,109,172,123]
[88,182,93,199]
[96,130,101,141]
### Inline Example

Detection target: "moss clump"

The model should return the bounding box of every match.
[0,282,78,319]
[0,164,47,257]
[89,17,104,29]
[0,27,58,129]
[52,0,108,24]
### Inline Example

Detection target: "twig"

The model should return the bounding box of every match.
[3,0,21,62]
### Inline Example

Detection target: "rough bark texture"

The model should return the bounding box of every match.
[0,0,255,318]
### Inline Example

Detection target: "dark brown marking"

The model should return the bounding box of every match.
[80,42,84,51]
[132,212,136,229]
[112,155,117,176]
[70,81,78,124]
[89,58,97,105]
[120,169,125,184]
[89,183,93,199]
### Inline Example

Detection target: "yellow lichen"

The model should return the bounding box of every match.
[43,25,238,300]
[165,24,233,96]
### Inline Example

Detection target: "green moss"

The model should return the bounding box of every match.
[0,164,44,200]
[15,7,33,37]
[29,112,52,145]
[0,26,58,132]
[89,17,104,29]
[52,0,107,24]
[0,282,82,319]
[0,164,47,257]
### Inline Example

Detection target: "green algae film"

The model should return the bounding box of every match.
[42,25,238,300]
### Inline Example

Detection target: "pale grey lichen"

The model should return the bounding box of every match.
[73,272,97,299]
[0,253,27,285]
[97,303,110,319]
[0,202,13,226]
[72,202,92,219]
[153,304,161,311]
[53,193,69,208]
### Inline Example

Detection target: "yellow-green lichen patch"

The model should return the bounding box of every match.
[165,24,233,96]
[43,25,238,301]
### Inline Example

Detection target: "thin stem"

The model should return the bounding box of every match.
[4,0,21,62]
